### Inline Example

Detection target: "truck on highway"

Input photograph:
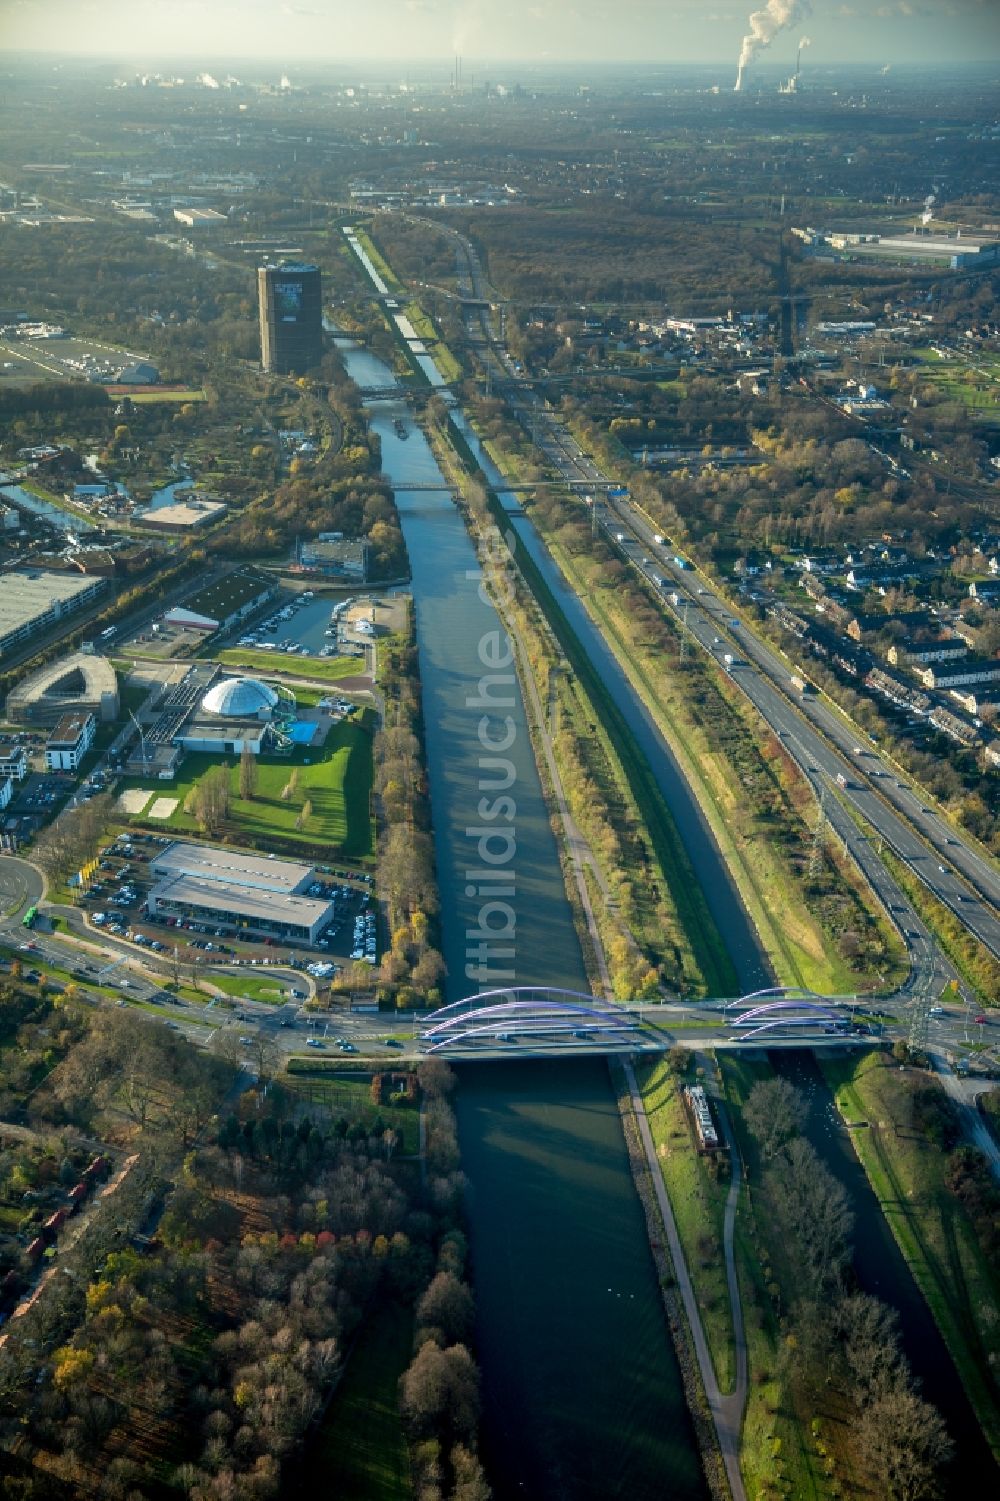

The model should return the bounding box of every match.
[790,673,816,696]
[673,554,691,570]
[653,533,665,546]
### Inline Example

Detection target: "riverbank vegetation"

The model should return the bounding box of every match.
[722,1055,958,1501]
[466,397,903,996]
[821,1049,1000,1456]
[346,606,445,1007]
[422,402,682,998]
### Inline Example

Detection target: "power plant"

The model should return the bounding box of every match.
[778,36,810,94]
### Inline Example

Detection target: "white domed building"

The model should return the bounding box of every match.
[201,677,279,720]
[177,675,284,757]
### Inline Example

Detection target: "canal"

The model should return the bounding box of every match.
[772,1052,998,1493]
[339,340,589,1001]
[337,332,710,1497]
[456,1059,709,1501]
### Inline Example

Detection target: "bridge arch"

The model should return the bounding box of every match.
[421,987,641,1054]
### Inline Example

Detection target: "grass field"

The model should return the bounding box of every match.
[284,1071,420,1153]
[912,347,1000,412]
[305,1302,413,1498]
[636,1058,734,1390]
[117,389,208,403]
[820,1050,1000,1455]
[203,972,291,1003]
[121,720,374,857]
[214,647,362,682]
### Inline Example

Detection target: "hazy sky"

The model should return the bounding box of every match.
[0,0,997,69]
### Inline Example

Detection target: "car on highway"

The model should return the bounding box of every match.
[306,1037,325,1049]
[974,1015,989,1026]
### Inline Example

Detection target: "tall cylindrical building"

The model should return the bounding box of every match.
[257,262,323,374]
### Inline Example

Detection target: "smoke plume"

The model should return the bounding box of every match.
[735,1,813,92]
[921,190,937,228]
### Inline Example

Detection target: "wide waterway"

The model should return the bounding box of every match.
[337,333,709,1498]
[338,337,588,1001]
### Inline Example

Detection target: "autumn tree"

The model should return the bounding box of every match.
[192,765,230,835]
[239,743,257,801]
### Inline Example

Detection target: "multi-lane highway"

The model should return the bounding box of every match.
[481,364,1000,966]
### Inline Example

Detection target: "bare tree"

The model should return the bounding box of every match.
[744,1077,807,1159]
[239,743,257,802]
[193,766,231,835]
[857,1386,953,1501]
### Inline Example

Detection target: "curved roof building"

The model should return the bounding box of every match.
[7,651,120,725]
[201,677,278,719]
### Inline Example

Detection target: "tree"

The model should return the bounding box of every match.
[239,743,257,802]
[294,798,312,831]
[838,1292,906,1401]
[399,1342,480,1443]
[415,1272,475,1347]
[857,1386,953,1501]
[744,1077,806,1159]
[193,766,230,835]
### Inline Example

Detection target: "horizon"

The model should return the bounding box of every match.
[1,0,998,70]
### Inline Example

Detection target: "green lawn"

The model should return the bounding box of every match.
[121,720,374,857]
[215,648,362,682]
[305,1302,413,1498]
[204,972,290,1004]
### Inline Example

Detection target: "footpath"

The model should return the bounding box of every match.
[624,1059,748,1501]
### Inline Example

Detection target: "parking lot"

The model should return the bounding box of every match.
[6,769,75,835]
[79,831,379,973]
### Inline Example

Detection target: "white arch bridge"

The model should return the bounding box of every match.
[417,986,873,1058]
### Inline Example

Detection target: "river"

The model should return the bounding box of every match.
[339,339,588,1002]
[337,332,710,1498]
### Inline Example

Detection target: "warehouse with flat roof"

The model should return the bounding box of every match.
[147,873,332,945]
[0,571,108,658]
[146,841,335,944]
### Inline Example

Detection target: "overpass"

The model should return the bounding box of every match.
[416,985,875,1059]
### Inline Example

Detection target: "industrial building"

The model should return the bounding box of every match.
[7,650,119,725]
[177,677,285,756]
[146,841,335,945]
[138,496,227,532]
[818,229,999,271]
[173,207,228,231]
[0,571,108,659]
[163,568,274,637]
[127,669,294,776]
[45,711,96,771]
[258,262,323,374]
[298,536,370,581]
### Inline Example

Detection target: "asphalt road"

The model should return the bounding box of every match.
[488,383,1000,965]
